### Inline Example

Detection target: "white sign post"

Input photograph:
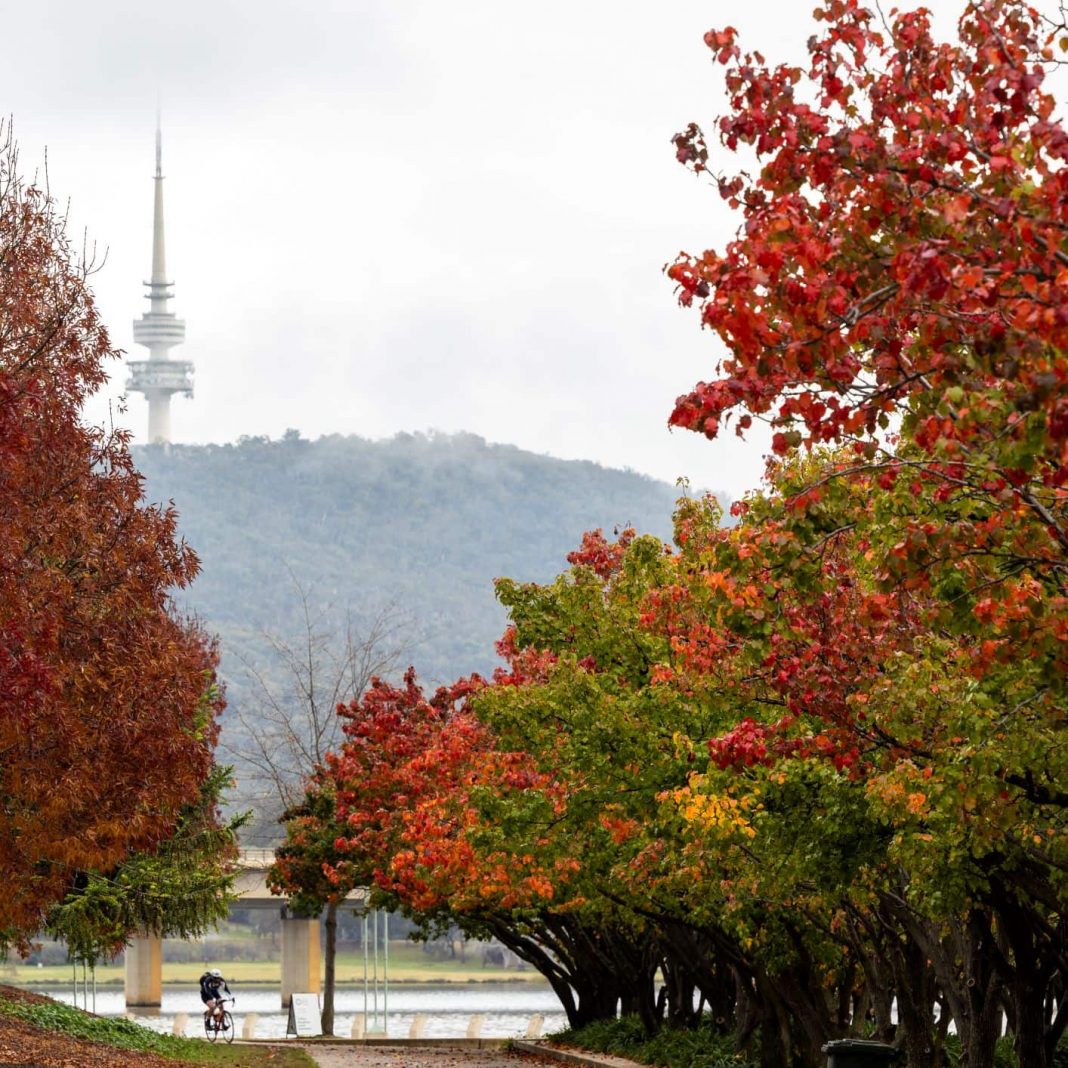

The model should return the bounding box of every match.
[286,993,322,1038]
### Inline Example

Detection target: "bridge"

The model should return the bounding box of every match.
[124,849,369,1009]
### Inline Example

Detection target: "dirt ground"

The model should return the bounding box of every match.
[295,1045,561,1068]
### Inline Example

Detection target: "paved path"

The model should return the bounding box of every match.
[295,1045,560,1068]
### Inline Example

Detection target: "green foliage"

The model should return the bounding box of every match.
[555,1014,648,1050]
[1055,1030,1068,1068]
[942,1034,1019,1068]
[553,1016,756,1068]
[46,765,249,964]
[0,992,315,1065]
[1,996,196,1054]
[270,776,347,915]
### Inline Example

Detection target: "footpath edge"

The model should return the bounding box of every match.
[512,1039,647,1068]
[240,1037,507,1048]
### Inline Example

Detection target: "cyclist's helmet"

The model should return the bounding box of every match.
[210,969,222,978]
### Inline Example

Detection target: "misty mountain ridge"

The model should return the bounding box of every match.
[133,430,720,823]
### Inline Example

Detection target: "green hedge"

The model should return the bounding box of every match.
[551,1016,756,1068]
[555,1017,1068,1068]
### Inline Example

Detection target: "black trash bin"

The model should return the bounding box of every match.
[822,1038,900,1068]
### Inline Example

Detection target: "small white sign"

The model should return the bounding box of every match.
[286,993,322,1037]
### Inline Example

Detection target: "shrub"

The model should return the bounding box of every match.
[551,1015,756,1068]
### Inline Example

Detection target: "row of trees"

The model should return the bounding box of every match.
[0,125,239,960]
[273,1,1065,1066]
[272,461,1064,1067]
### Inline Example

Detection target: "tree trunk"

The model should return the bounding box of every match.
[890,900,1001,1068]
[757,994,791,1068]
[1014,985,1048,1068]
[870,898,941,1068]
[485,911,634,1028]
[656,918,742,1035]
[321,901,337,1036]
[996,890,1054,1068]
[660,955,700,1029]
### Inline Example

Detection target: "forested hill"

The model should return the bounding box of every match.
[135,431,705,690]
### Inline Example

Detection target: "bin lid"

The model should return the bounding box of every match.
[821,1039,899,1055]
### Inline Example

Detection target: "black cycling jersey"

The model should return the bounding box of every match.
[198,972,231,1003]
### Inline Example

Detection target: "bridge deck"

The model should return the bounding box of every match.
[234,848,368,909]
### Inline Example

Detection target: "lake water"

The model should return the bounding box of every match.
[38,983,568,1040]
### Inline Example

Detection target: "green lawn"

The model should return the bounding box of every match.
[5,940,545,987]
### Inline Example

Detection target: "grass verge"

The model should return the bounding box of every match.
[7,941,544,986]
[0,987,315,1067]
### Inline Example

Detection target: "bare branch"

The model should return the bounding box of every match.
[224,569,411,841]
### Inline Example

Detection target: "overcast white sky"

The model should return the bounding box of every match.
[4,0,963,499]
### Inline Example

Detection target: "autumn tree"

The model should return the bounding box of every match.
[344,489,1060,1065]
[667,0,1068,689]
[323,669,485,912]
[666,2,1068,1063]
[269,668,468,1033]
[272,5,1068,1063]
[292,665,640,1030]
[46,764,247,965]
[269,773,347,1035]
[0,126,226,943]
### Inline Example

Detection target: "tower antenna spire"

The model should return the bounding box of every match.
[127,114,193,444]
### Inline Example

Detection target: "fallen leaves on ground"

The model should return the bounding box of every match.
[0,1007,194,1068]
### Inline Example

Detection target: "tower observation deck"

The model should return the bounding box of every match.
[127,123,192,443]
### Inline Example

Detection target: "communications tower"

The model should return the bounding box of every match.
[126,122,192,443]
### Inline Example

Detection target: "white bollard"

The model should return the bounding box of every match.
[242,1013,259,1039]
[172,1013,188,1036]
[466,1014,484,1039]
[408,1012,428,1039]
[525,1013,544,1039]
[351,1014,365,1039]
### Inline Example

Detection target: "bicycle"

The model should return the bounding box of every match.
[203,996,235,1044]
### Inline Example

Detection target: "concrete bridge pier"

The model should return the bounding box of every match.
[280,913,321,1008]
[124,932,162,1007]
[122,918,322,1009]
[118,851,350,1009]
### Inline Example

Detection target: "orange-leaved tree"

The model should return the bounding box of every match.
[270,669,484,1032]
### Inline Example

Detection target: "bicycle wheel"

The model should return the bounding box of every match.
[222,1011,234,1044]
[205,1014,219,1043]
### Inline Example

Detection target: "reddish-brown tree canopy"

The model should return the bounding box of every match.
[0,134,223,938]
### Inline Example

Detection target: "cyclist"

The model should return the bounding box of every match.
[198,968,233,1029]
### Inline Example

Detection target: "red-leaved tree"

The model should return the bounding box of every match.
[0,129,223,940]
[666,3,1068,1064]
